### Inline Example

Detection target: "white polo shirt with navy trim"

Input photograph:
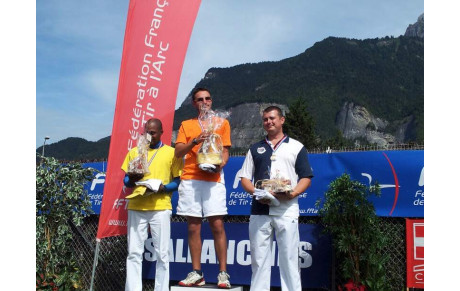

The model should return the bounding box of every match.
[239,136,314,217]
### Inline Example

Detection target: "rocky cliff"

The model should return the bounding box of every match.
[335,102,415,146]
[172,103,288,149]
[405,13,424,38]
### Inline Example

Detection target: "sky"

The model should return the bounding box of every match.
[35,0,424,149]
[5,2,460,288]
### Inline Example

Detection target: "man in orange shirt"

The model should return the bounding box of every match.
[175,87,232,289]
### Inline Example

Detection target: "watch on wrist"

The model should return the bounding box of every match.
[192,138,198,145]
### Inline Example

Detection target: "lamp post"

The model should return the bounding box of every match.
[42,136,50,157]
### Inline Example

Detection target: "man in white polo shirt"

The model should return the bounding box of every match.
[239,106,313,291]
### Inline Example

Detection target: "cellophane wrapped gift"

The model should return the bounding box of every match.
[255,170,293,193]
[127,134,151,180]
[197,105,230,166]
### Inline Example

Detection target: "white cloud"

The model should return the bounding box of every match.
[80,69,119,105]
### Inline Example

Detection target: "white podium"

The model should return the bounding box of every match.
[171,285,243,291]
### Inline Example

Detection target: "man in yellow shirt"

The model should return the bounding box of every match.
[175,87,232,288]
[122,118,182,291]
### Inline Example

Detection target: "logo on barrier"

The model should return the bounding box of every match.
[141,222,331,287]
[418,167,424,187]
[361,173,399,190]
[90,173,106,190]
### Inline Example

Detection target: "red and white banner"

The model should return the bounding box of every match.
[97,0,201,239]
[406,219,424,288]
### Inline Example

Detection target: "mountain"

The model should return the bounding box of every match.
[36,136,110,162]
[405,13,424,38]
[174,36,423,147]
[40,15,423,161]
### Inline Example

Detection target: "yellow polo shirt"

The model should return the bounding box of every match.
[121,144,182,211]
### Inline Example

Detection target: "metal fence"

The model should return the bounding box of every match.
[71,216,411,291]
[69,144,423,291]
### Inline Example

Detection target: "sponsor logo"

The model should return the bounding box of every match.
[257,147,266,154]
[232,169,243,189]
[90,173,106,191]
[108,219,127,226]
[361,173,398,190]
[113,199,129,210]
[144,238,313,268]
[418,167,424,187]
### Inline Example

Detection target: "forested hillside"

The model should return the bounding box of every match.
[38,26,423,161]
[174,36,423,141]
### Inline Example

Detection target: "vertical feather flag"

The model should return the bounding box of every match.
[96,0,201,239]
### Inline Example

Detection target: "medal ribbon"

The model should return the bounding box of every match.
[147,141,163,167]
[265,135,287,157]
[197,117,205,133]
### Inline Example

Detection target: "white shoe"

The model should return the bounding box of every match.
[217,271,231,289]
[178,271,205,287]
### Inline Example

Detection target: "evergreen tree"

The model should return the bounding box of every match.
[323,129,353,149]
[284,98,319,150]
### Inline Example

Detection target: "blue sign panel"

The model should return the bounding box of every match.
[142,222,332,289]
[83,162,107,214]
[85,150,424,217]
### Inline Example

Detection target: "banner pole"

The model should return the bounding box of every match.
[89,238,101,291]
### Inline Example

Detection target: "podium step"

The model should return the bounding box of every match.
[171,285,243,291]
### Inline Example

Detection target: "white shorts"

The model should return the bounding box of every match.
[177,179,228,218]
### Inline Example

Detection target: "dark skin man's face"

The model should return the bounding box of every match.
[144,122,163,147]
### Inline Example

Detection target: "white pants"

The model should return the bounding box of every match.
[125,209,171,291]
[249,215,301,291]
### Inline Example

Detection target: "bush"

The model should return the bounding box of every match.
[315,173,390,290]
[36,156,95,290]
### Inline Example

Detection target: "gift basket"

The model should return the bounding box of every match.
[196,105,230,166]
[127,134,151,180]
[255,170,293,193]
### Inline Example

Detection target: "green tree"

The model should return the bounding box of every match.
[36,156,95,290]
[284,98,319,150]
[315,174,389,290]
[322,129,353,149]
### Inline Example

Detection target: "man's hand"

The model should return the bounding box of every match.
[273,191,296,201]
[213,164,224,173]
[258,198,272,205]
[128,172,144,183]
[194,132,211,145]
[157,184,165,193]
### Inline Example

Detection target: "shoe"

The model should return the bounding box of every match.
[217,271,231,289]
[178,271,205,287]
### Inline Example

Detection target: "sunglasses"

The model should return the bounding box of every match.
[195,96,212,102]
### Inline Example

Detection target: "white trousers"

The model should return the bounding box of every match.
[249,215,301,291]
[125,209,171,291]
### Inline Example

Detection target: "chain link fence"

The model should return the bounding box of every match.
[71,216,411,291]
[69,144,423,290]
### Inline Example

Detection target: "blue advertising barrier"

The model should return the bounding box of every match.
[83,161,107,214]
[141,222,332,288]
[84,150,424,217]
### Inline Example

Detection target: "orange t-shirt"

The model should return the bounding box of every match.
[176,117,231,182]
